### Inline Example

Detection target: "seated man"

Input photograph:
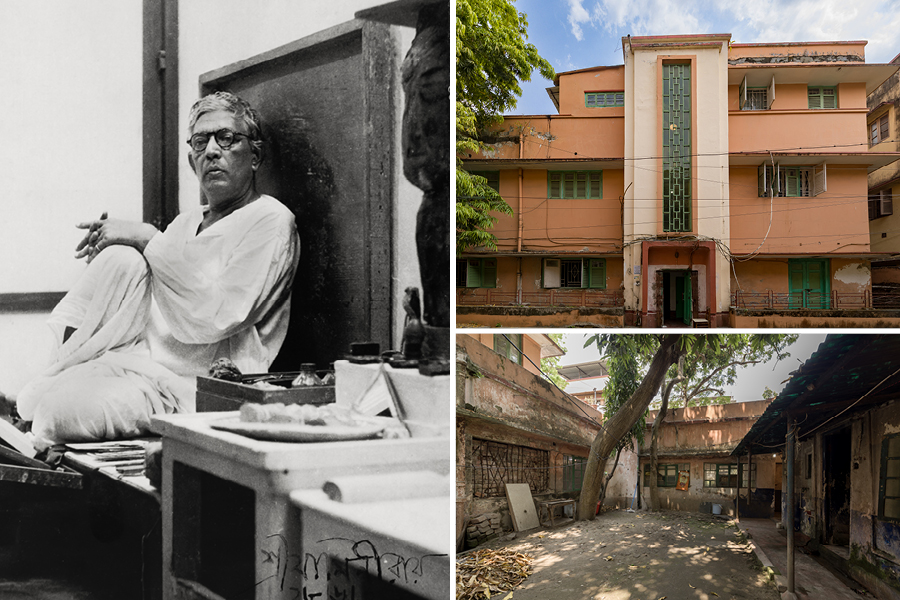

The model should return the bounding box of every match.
[14,91,300,450]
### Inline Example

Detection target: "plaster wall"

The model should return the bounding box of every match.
[0,2,143,394]
[644,400,772,455]
[463,333,542,376]
[486,168,623,254]
[728,164,871,255]
[475,114,625,161]
[456,336,602,447]
[641,454,779,515]
[728,41,867,62]
[870,181,900,252]
[623,37,731,317]
[456,310,624,329]
[557,67,626,116]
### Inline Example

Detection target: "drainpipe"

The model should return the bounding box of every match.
[517,167,524,303]
[786,415,795,595]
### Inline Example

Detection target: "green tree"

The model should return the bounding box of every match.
[540,333,568,390]
[576,334,798,520]
[456,0,554,253]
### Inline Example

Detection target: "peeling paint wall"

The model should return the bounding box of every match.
[456,336,606,540]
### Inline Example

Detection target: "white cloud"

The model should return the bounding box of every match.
[575,0,899,63]
[566,0,593,41]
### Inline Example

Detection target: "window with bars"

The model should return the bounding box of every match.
[870,190,894,220]
[458,258,497,288]
[644,463,688,488]
[870,114,890,146]
[585,91,624,108]
[662,63,692,232]
[563,455,587,492]
[493,334,523,365]
[704,463,741,487]
[808,86,837,109]
[743,88,768,110]
[880,434,900,521]
[472,438,550,498]
[542,258,606,289]
[548,171,602,199]
[758,164,824,197]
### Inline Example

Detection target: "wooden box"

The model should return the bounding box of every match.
[195,375,335,412]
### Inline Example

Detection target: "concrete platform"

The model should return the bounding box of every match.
[737,517,867,600]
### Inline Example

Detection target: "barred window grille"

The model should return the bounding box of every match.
[472,438,550,498]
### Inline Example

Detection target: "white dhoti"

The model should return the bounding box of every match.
[17,195,299,450]
[17,247,193,449]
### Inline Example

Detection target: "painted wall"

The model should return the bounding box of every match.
[729,41,866,62]
[867,61,900,252]
[481,167,624,255]
[0,2,143,394]
[623,35,733,317]
[456,309,624,328]
[729,164,871,255]
[557,67,626,117]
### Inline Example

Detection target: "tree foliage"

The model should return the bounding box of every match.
[456,0,554,253]
[540,333,568,390]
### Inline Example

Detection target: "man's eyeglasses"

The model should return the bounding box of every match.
[187,128,251,153]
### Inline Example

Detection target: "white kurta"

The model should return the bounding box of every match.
[145,194,300,378]
[17,195,300,448]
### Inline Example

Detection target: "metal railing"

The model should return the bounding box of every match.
[731,290,873,310]
[457,287,624,308]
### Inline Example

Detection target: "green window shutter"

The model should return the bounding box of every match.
[575,172,588,198]
[466,259,482,288]
[785,168,799,197]
[590,171,602,198]
[482,259,497,288]
[580,259,588,289]
[808,87,820,109]
[549,172,561,198]
[588,259,606,289]
[809,87,836,109]
[563,172,576,199]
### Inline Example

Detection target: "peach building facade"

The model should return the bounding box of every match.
[459,34,900,328]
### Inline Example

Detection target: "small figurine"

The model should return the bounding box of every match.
[401,287,425,361]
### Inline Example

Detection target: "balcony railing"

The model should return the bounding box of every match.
[731,290,874,310]
[457,288,624,308]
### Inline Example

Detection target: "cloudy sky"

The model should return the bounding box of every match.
[510,0,900,114]
[557,333,828,402]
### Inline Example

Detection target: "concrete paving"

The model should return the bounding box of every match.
[737,517,867,600]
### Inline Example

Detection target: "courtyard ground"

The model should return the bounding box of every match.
[459,508,781,600]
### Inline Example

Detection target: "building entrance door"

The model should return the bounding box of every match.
[789,259,830,309]
[662,270,693,326]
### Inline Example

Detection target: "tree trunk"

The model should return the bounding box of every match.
[576,335,681,521]
[649,354,684,512]
[598,444,623,510]
[648,354,684,512]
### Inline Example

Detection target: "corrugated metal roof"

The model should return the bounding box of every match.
[733,334,900,456]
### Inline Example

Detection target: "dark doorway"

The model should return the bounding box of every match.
[824,427,852,546]
[661,270,693,327]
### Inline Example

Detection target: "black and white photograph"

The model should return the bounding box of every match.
[0,1,451,599]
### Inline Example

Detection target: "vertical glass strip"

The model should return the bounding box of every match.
[662,64,692,232]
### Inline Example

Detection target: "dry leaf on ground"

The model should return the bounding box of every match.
[457,548,534,600]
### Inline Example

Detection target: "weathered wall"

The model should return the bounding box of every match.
[644,400,773,455]
[730,313,900,328]
[456,308,624,328]
[456,336,604,543]
[847,403,900,596]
